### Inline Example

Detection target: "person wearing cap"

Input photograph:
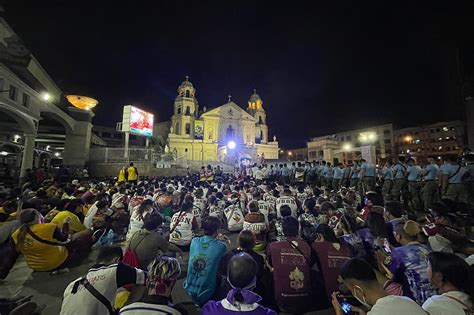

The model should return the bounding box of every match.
[406,158,423,212]
[119,256,184,314]
[202,252,277,315]
[421,157,440,212]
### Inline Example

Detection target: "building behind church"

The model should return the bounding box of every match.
[153,78,279,164]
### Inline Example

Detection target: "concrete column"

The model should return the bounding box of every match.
[20,133,36,179]
[124,132,130,159]
[63,121,93,168]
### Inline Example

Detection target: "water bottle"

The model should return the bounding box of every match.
[106,230,114,246]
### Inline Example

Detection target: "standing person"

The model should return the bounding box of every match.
[295,162,305,184]
[254,166,264,185]
[281,164,290,184]
[60,247,146,315]
[267,217,312,314]
[380,221,437,304]
[381,160,394,201]
[464,153,474,211]
[289,162,296,184]
[421,157,440,212]
[127,163,139,185]
[333,163,344,191]
[392,156,408,205]
[184,216,228,306]
[332,258,428,315]
[406,158,423,212]
[360,159,376,193]
[422,252,473,315]
[117,166,126,185]
[325,162,334,190]
[441,155,468,205]
[350,161,360,189]
[119,256,184,315]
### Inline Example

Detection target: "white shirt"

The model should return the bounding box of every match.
[224,204,244,232]
[83,202,98,230]
[422,291,473,315]
[254,169,264,180]
[119,302,182,314]
[276,195,298,218]
[368,295,427,315]
[169,212,195,246]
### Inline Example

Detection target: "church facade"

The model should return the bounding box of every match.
[159,78,279,164]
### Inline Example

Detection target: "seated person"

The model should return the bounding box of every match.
[51,199,87,233]
[423,252,473,315]
[202,252,277,315]
[312,223,352,302]
[224,194,244,232]
[184,216,228,306]
[169,201,198,250]
[267,205,291,242]
[332,258,428,315]
[12,208,71,272]
[243,201,267,250]
[60,246,146,315]
[127,213,182,270]
[119,256,184,314]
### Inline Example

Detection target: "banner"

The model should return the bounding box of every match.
[194,120,203,140]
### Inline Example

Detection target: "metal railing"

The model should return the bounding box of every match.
[89,147,155,163]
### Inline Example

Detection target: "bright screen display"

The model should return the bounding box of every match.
[129,106,154,137]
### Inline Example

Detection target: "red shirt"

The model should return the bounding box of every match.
[267,237,311,313]
[312,240,352,300]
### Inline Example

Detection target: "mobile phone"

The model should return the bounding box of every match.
[336,294,360,315]
[383,239,392,254]
[341,301,352,314]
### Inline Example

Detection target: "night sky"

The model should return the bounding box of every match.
[3,1,474,148]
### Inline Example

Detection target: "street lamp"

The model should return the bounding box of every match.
[342,143,352,151]
[0,151,8,156]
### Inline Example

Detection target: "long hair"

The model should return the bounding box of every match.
[428,252,474,301]
[15,208,40,250]
[365,212,388,239]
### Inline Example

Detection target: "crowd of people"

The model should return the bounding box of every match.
[0,155,473,315]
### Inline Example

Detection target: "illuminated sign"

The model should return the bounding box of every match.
[122,105,154,137]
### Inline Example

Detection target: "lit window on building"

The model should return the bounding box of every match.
[442,126,448,131]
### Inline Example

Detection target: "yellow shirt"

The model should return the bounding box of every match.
[12,223,68,272]
[51,211,86,233]
[127,166,138,181]
[118,169,126,183]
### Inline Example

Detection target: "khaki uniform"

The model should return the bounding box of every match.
[422,181,439,212]
[408,181,423,211]
[444,184,468,204]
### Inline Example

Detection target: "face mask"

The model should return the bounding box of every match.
[353,286,371,309]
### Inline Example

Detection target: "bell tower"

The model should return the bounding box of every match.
[247,89,268,144]
[171,76,199,137]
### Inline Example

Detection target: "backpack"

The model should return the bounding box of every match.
[122,232,147,268]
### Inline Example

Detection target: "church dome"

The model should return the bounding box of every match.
[180,80,194,89]
[249,89,261,102]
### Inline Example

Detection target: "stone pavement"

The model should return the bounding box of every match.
[0,231,335,315]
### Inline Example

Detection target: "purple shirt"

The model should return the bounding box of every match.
[202,299,277,315]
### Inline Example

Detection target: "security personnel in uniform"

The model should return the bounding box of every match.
[421,157,439,212]
[127,162,139,185]
[406,158,422,211]
[350,161,360,189]
[392,156,408,205]
[360,159,376,193]
[441,155,468,204]
[381,160,394,201]
[332,163,344,191]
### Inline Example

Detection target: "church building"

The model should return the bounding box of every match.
[157,77,279,163]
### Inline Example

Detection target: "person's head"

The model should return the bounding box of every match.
[194,188,204,198]
[146,256,181,297]
[384,201,403,220]
[202,216,221,236]
[279,205,292,217]
[428,252,473,299]
[406,158,415,166]
[129,162,134,167]
[238,229,256,250]
[248,200,259,213]
[316,223,339,243]
[398,156,406,163]
[384,160,392,167]
[340,258,381,307]
[303,198,316,213]
[143,212,164,231]
[227,252,258,303]
[96,200,109,211]
[320,201,335,214]
[181,200,193,213]
[65,198,85,215]
[427,156,436,164]
[394,220,420,245]
[366,212,388,238]
[364,192,384,207]
[97,246,123,265]
[282,216,299,237]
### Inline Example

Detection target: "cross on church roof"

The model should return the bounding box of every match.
[253,88,257,93]
[228,94,232,102]
[185,75,189,81]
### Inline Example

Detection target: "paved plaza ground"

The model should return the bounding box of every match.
[0,230,335,315]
